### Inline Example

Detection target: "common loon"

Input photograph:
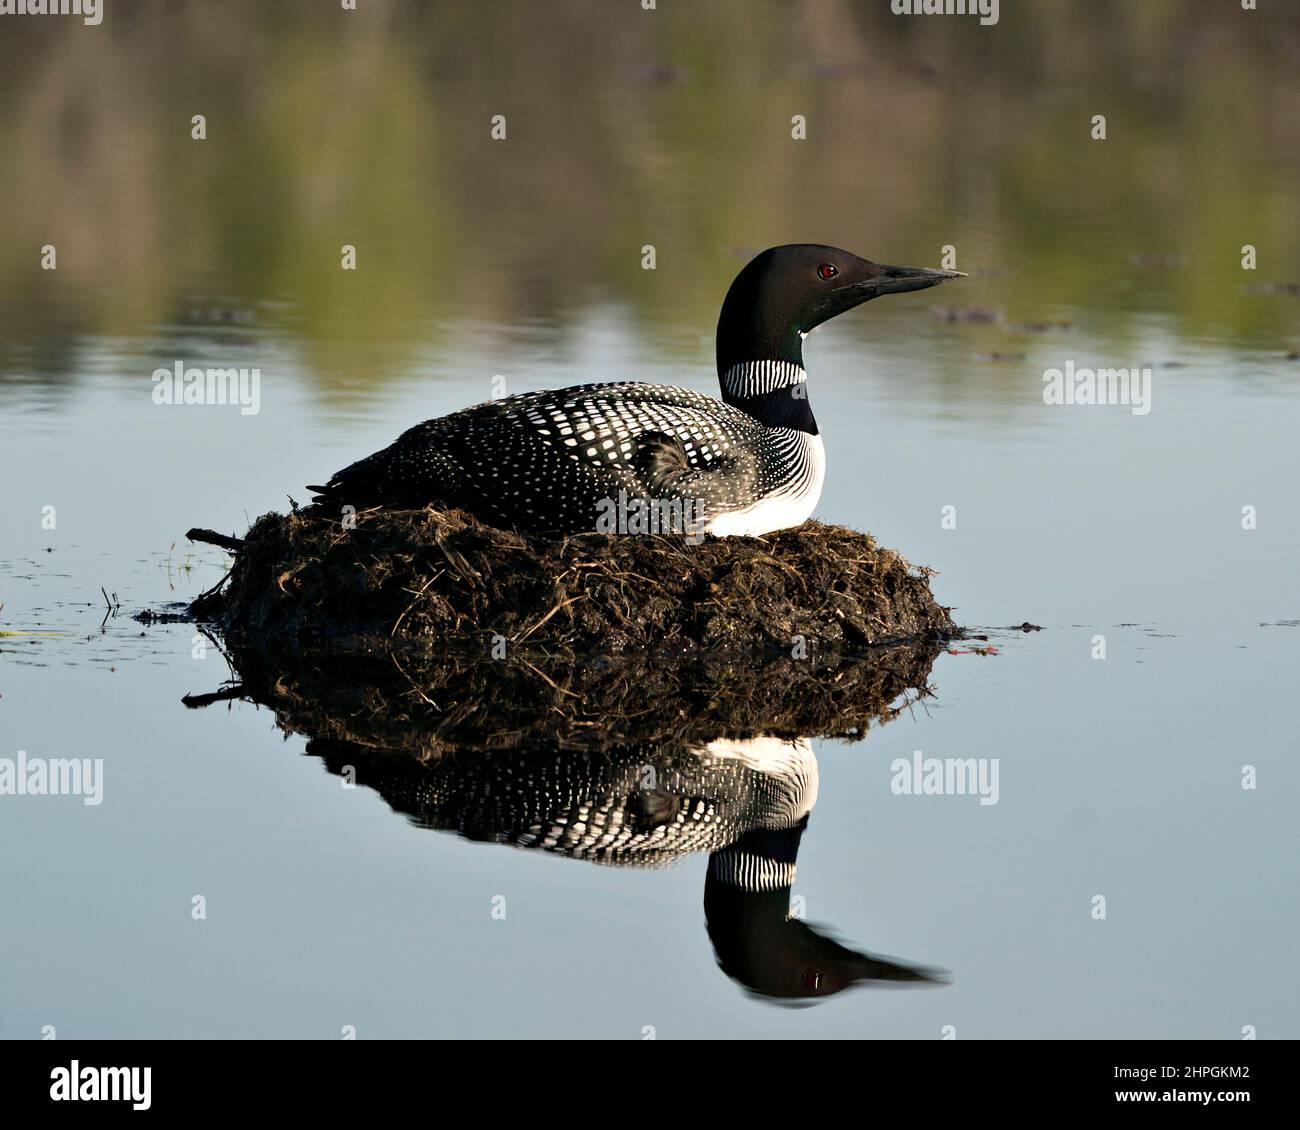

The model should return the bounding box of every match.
[308,244,963,537]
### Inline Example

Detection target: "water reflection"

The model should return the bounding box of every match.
[185,640,945,1003]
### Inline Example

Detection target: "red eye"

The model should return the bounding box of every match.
[818,263,838,280]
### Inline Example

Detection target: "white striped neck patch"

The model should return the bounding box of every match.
[721,359,808,401]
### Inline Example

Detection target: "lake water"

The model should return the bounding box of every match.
[1,1,1297,1039]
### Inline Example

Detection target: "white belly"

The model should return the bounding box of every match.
[704,432,826,537]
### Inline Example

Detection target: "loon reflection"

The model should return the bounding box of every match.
[185,642,946,1003]
[302,731,941,1001]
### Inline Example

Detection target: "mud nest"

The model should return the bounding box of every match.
[188,507,956,654]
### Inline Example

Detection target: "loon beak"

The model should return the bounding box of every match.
[871,263,967,295]
[810,257,966,329]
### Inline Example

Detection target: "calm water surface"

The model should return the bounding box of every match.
[1,1,1298,1038]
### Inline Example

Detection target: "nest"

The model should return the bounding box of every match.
[188,507,957,654]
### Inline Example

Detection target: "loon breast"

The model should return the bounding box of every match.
[702,431,825,538]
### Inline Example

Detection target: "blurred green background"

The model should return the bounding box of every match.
[1,0,1297,386]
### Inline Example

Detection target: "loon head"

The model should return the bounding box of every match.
[716,243,964,391]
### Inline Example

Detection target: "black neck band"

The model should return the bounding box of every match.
[725,386,819,434]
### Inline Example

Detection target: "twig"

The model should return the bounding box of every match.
[390,572,443,638]
[389,650,440,709]
[186,528,244,552]
[519,658,581,698]
[513,595,582,644]
[192,568,232,609]
[181,684,248,709]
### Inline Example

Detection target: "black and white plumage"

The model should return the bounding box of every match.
[310,377,825,537]
[308,245,962,536]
